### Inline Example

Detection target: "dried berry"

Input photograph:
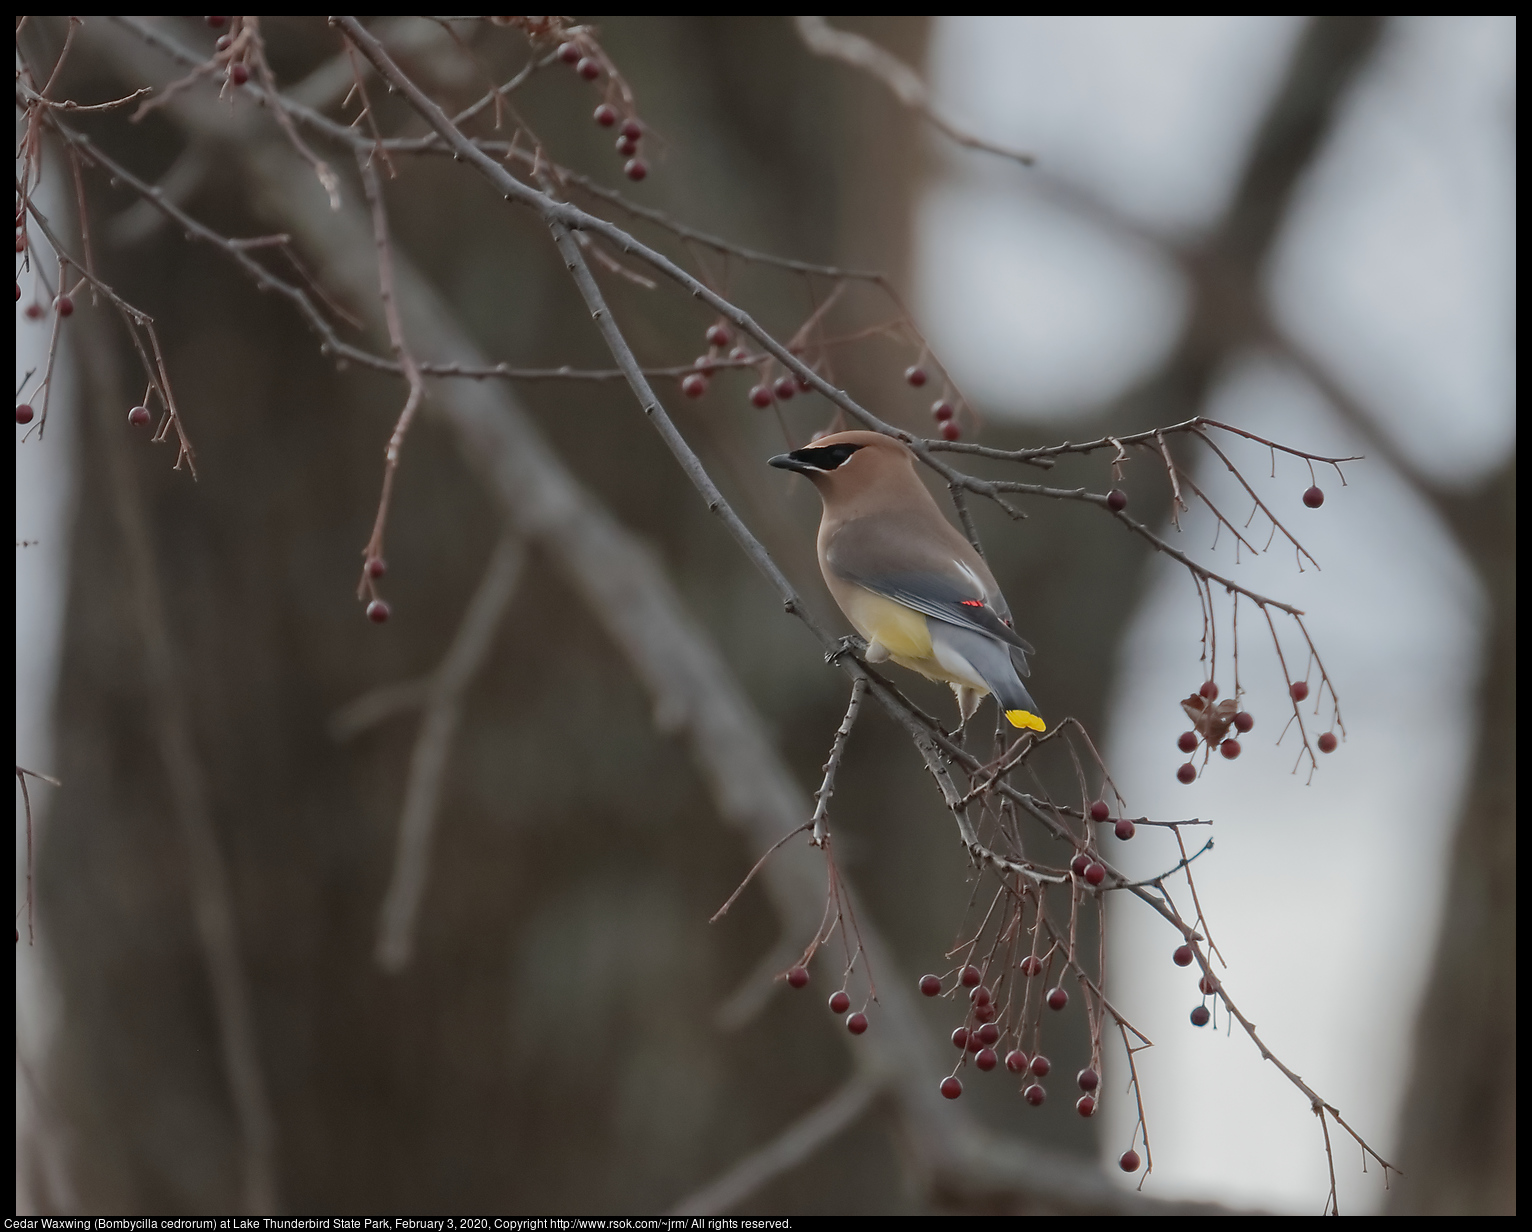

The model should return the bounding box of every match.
[1089,799,1110,822]
[128,405,151,427]
[1029,1054,1050,1077]
[829,990,850,1014]
[1290,680,1310,702]
[1220,739,1241,760]
[1076,1095,1096,1117]
[846,1011,868,1035]
[1303,485,1325,508]
[786,966,809,989]
[1233,711,1254,733]
[1178,730,1198,754]
[1106,488,1127,513]
[1120,1149,1141,1173]
[1070,853,1091,877]
[1200,681,1219,700]
[951,1028,969,1050]
[1023,1083,1046,1106]
[941,1076,963,1100]
[1047,987,1068,1012]
[1177,762,1197,785]
[1020,956,1043,978]
[1173,945,1194,967]
[1077,1067,1099,1092]
[1084,862,1106,887]
[919,974,942,997]
[975,1047,998,1072]
[976,1022,1000,1046]
[1191,1005,1210,1027]
[15,404,34,425]
[1114,818,1136,841]
[1318,732,1338,754]
[1004,1050,1028,1074]
[960,965,982,988]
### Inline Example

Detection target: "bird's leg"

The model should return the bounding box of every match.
[826,634,869,664]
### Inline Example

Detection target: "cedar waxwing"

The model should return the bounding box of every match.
[770,430,1045,732]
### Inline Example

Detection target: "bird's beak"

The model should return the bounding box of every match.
[768,452,818,475]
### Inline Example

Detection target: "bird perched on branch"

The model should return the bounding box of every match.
[770,430,1044,732]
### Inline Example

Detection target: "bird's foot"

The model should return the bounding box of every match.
[826,634,869,664]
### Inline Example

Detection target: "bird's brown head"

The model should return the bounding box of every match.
[768,430,922,515]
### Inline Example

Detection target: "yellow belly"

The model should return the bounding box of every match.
[840,587,987,692]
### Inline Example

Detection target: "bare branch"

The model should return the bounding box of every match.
[793,16,1035,167]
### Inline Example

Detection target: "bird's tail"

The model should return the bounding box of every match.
[933,623,1045,731]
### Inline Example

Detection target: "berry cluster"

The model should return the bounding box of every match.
[783,965,871,1036]
[916,962,1097,1116]
[571,42,649,181]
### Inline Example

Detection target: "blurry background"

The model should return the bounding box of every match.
[16,15,1514,1215]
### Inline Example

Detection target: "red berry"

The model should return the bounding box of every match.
[557,42,580,64]
[846,1011,868,1035]
[577,57,601,81]
[960,965,981,988]
[623,158,647,181]
[692,355,716,375]
[1089,799,1110,822]
[786,966,809,989]
[1120,1150,1141,1173]
[1233,710,1254,733]
[1220,739,1241,760]
[951,1027,969,1050]
[1106,488,1128,513]
[973,1001,997,1024]
[594,104,617,127]
[919,974,942,997]
[1070,853,1091,877]
[1199,975,1218,995]
[940,1076,963,1100]
[904,365,927,387]
[14,283,19,299]
[1019,956,1042,978]
[215,35,231,51]
[1190,1005,1210,1027]
[1200,680,1219,700]
[969,984,991,1006]
[206,16,227,28]
[25,303,43,320]
[1177,730,1198,754]
[976,1022,1000,1046]
[15,236,26,253]
[15,404,34,425]
[829,990,850,1014]
[773,376,796,401]
[749,384,773,409]
[616,135,638,157]
[1023,1083,1046,1107]
[1084,862,1106,887]
[1047,987,1068,1012]
[729,345,749,362]
[229,63,249,85]
[1173,945,1194,967]
[1177,762,1197,784]
[1318,732,1338,754]
[794,374,812,392]
[55,294,73,317]
[681,372,708,398]
[1005,1050,1028,1074]
[1114,818,1136,841]
[367,557,387,579]
[965,1031,983,1053]
[1029,1054,1050,1077]
[931,400,954,421]
[976,1047,998,1071]
[619,118,643,141]
[1290,680,1310,702]
[1303,485,1325,509]
[366,599,390,624]
[1076,1095,1096,1117]
[1077,1067,1099,1092]
[939,420,961,442]
[706,323,730,348]
[127,405,151,427]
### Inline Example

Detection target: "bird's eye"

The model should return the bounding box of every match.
[790,443,863,471]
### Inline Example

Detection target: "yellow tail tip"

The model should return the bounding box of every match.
[1006,709,1046,732]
